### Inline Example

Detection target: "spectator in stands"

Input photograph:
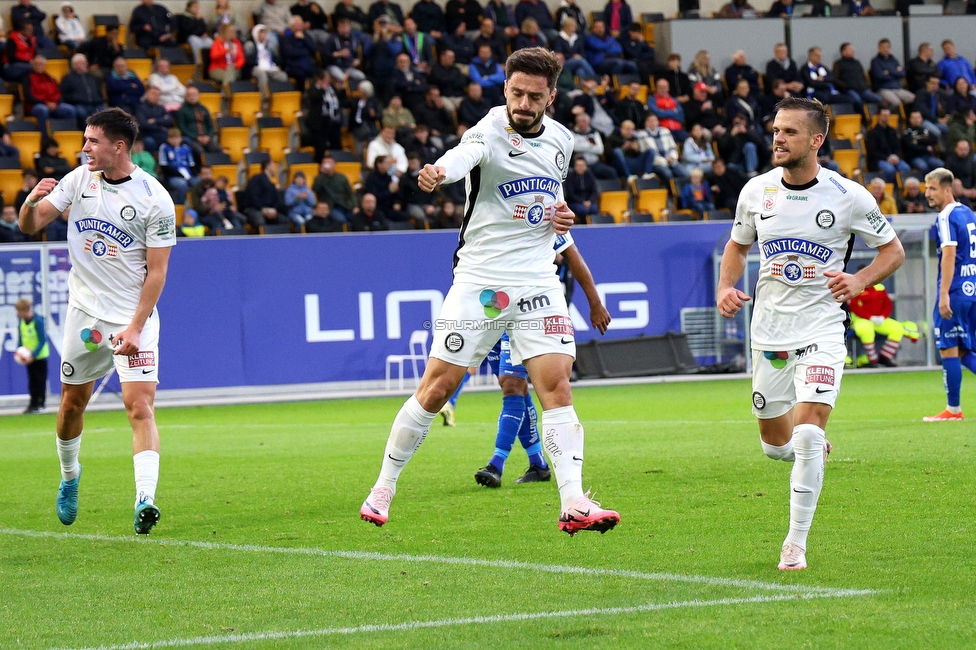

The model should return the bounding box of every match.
[246,25,288,98]
[26,56,77,136]
[209,22,245,88]
[458,80,490,127]
[564,155,600,222]
[708,157,745,209]
[414,86,457,150]
[953,177,976,208]
[687,50,722,101]
[765,43,805,97]
[483,0,518,42]
[555,0,586,35]
[766,0,795,17]
[177,0,213,64]
[602,0,633,38]
[177,209,206,237]
[366,125,408,173]
[369,0,406,28]
[607,119,653,180]
[0,123,18,161]
[352,192,391,231]
[948,108,976,150]
[10,0,54,49]
[913,75,948,139]
[284,171,316,226]
[638,113,688,182]
[552,17,594,77]
[401,17,435,70]
[255,0,292,48]
[105,58,146,116]
[835,43,883,110]
[846,0,876,16]
[130,0,177,50]
[61,54,105,127]
[428,48,470,112]
[280,16,317,90]
[685,81,725,141]
[4,21,36,82]
[147,60,187,114]
[244,159,288,228]
[435,200,461,228]
[323,19,367,83]
[333,0,370,33]
[622,23,661,84]
[79,24,123,80]
[348,80,382,151]
[870,38,914,107]
[469,43,506,105]
[803,46,842,104]
[439,21,475,64]
[211,175,247,229]
[212,0,239,31]
[717,113,762,176]
[897,176,928,213]
[0,205,29,242]
[35,137,70,181]
[14,170,38,211]
[571,77,616,136]
[679,168,714,216]
[304,70,344,161]
[130,137,157,177]
[724,79,760,129]
[365,16,403,102]
[938,40,976,91]
[382,94,416,135]
[473,16,507,63]
[137,86,175,153]
[304,201,341,232]
[758,77,788,123]
[45,210,69,241]
[585,20,636,76]
[313,155,356,222]
[291,0,330,46]
[724,50,760,98]
[907,42,939,93]
[572,112,616,179]
[716,0,758,18]
[868,177,898,214]
[648,77,687,143]
[399,151,438,225]
[946,138,976,190]
[660,54,692,104]
[405,122,442,163]
[866,106,911,183]
[55,2,85,52]
[615,81,646,127]
[446,0,483,33]
[901,109,943,173]
[188,166,213,213]
[946,77,976,116]
[392,51,429,112]
[159,128,198,203]
[365,157,408,222]
[681,123,716,175]
[514,0,556,43]
[175,86,222,156]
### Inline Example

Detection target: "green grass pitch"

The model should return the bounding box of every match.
[1,370,975,649]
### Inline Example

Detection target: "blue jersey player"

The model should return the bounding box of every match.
[473,234,611,487]
[923,168,976,421]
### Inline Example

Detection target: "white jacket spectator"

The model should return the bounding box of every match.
[147,60,187,112]
[365,127,408,174]
[56,2,86,46]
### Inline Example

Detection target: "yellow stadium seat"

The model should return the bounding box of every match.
[636,188,669,221]
[334,161,363,188]
[45,59,70,83]
[219,126,251,163]
[0,95,14,121]
[287,162,319,182]
[210,163,241,187]
[127,58,153,83]
[616,84,649,102]
[52,131,84,166]
[833,149,861,180]
[195,91,223,117]
[170,64,198,85]
[598,190,630,223]
[257,127,290,162]
[269,91,302,127]
[830,114,862,145]
[230,92,262,126]
[10,131,41,170]
[0,169,23,205]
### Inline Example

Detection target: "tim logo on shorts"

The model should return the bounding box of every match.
[805,365,835,385]
[127,351,156,368]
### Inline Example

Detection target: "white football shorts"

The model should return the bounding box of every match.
[429,282,576,368]
[59,304,161,385]
[750,340,846,419]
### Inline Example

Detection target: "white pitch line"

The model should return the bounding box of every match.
[54,592,867,650]
[0,528,873,597]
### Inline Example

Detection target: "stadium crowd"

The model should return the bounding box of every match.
[0,0,973,241]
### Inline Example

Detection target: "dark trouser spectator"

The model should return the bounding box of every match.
[27,357,47,410]
[568,201,600,221]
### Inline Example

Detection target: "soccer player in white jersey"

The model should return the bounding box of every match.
[717,98,905,570]
[360,47,620,535]
[18,108,177,536]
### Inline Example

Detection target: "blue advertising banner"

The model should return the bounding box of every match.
[0,222,731,395]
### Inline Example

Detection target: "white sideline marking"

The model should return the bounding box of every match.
[54,592,867,650]
[0,528,873,597]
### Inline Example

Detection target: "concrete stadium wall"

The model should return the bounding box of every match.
[791,16,903,68]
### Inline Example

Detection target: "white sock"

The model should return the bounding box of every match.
[133,450,160,507]
[56,435,82,481]
[785,424,826,550]
[761,437,795,462]
[373,395,437,493]
[541,406,585,509]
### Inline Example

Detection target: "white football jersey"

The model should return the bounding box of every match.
[731,166,896,350]
[46,165,176,324]
[438,106,575,289]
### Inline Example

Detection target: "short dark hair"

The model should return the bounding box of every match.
[774,97,829,136]
[505,47,561,91]
[878,38,891,46]
[87,107,138,151]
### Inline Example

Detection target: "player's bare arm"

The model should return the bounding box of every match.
[18,178,62,234]
[716,239,753,316]
[114,246,171,356]
[552,202,574,235]
[563,245,611,334]
[418,164,446,192]
[937,244,956,318]
[824,237,905,303]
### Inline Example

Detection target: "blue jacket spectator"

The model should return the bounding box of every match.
[469,45,506,104]
[284,172,316,226]
[937,40,976,89]
[584,21,637,76]
[105,60,146,115]
[280,20,317,90]
[135,87,175,153]
[159,129,198,203]
[870,39,914,107]
[679,170,715,215]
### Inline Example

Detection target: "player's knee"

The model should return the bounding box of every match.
[540,377,572,407]
[792,423,824,450]
[59,392,87,418]
[124,396,155,422]
[416,377,455,411]
[498,375,527,396]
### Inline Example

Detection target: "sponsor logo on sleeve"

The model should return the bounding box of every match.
[805,365,836,385]
[143,179,153,197]
[461,130,486,145]
[127,351,156,368]
[865,207,889,235]
[157,214,176,237]
[829,176,848,194]
[762,186,777,211]
[555,151,566,170]
[544,315,574,336]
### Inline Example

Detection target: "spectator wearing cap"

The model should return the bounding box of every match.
[55,2,85,51]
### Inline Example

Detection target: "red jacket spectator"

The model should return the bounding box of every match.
[25,70,61,112]
[208,35,245,74]
[6,28,36,64]
[648,90,683,133]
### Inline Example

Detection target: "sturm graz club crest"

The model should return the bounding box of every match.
[445,332,464,352]
[815,209,835,229]
[120,205,136,221]
[62,361,74,377]
[554,151,565,170]
[752,391,766,410]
